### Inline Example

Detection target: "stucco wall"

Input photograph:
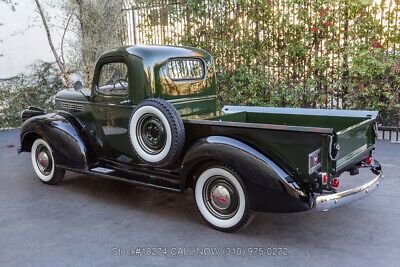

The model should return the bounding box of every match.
[0,1,64,78]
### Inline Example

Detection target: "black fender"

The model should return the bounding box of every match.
[19,111,97,168]
[180,136,311,212]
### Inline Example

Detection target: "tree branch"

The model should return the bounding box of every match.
[73,0,91,85]
[33,0,71,87]
[61,11,74,66]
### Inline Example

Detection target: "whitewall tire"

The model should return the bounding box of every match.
[31,138,65,185]
[129,98,185,167]
[130,105,172,162]
[194,164,255,232]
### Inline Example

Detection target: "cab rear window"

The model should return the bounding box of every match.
[167,58,205,81]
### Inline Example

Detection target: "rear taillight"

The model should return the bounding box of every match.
[332,178,339,188]
[321,173,328,185]
[366,157,372,165]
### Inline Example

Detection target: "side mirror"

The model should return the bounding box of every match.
[73,81,83,91]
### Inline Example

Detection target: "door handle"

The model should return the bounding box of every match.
[120,100,132,105]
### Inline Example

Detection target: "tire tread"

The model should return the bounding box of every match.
[128,98,185,167]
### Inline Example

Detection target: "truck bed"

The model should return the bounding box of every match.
[182,106,377,183]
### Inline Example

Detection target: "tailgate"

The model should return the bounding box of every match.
[334,115,378,173]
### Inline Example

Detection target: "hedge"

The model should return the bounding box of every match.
[130,0,400,126]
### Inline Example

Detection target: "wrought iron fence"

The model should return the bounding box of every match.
[379,126,400,142]
[123,1,189,45]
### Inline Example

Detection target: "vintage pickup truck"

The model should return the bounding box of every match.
[19,45,383,232]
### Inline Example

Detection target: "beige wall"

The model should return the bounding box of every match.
[0,1,65,78]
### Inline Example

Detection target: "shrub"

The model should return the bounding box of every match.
[0,61,65,128]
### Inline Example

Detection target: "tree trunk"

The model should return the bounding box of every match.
[74,0,91,86]
[34,0,71,87]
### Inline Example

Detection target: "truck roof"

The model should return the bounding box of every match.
[99,45,212,62]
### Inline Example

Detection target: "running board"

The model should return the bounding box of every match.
[63,165,182,193]
[91,167,115,174]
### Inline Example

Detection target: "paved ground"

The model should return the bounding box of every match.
[0,129,399,266]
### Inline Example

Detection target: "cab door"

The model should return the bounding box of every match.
[90,57,137,164]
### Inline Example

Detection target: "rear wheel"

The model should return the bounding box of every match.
[194,163,255,232]
[31,139,65,185]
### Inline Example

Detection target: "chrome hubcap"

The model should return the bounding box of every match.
[210,185,231,209]
[203,175,239,220]
[38,152,49,168]
[36,145,52,175]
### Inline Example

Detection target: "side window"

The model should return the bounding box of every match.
[97,62,128,95]
[167,58,205,81]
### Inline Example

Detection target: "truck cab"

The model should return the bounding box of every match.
[55,45,217,166]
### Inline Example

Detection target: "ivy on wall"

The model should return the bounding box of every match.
[0,61,65,128]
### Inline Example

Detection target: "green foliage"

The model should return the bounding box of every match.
[62,0,126,85]
[0,61,65,128]
[134,0,400,126]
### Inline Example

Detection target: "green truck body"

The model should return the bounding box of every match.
[19,45,383,232]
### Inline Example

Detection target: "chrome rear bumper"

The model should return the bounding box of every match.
[314,160,383,211]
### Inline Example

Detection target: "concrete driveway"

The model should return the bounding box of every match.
[0,129,399,266]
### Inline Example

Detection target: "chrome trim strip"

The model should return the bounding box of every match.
[59,101,83,111]
[167,95,216,104]
[314,162,383,211]
[222,105,379,118]
[336,117,374,135]
[183,118,334,134]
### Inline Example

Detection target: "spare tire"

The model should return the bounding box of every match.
[129,98,185,167]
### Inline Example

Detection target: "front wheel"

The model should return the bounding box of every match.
[31,138,65,185]
[194,164,255,232]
